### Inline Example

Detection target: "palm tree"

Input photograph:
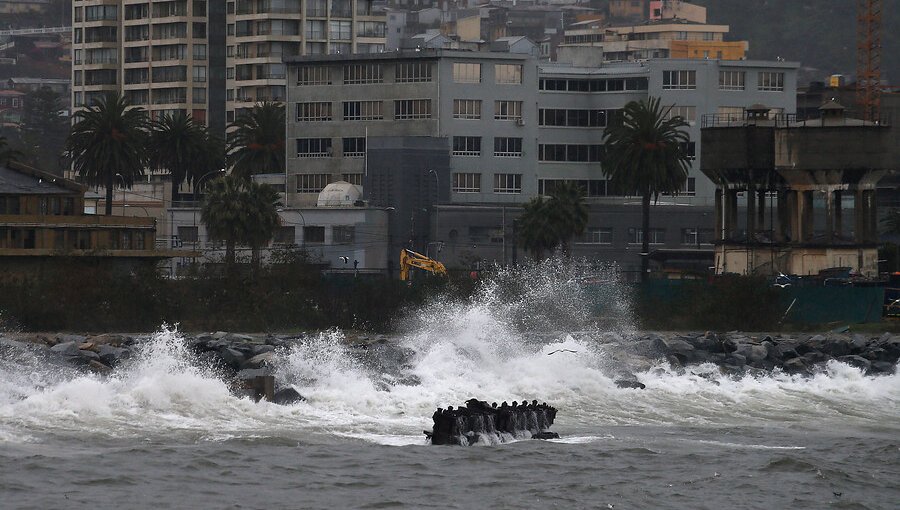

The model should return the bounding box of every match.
[243,181,282,269]
[148,112,206,203]
[518,183,589,259]
[226,102,285,181]
[0,135,20,165]
[546,182,588,256]
[65,92,149,215]
[201,174,246,269]
[602,97,691,282]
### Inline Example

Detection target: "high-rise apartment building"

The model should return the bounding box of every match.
[226,0,385,121]
[71,0,387,134]
[72,1,226,137]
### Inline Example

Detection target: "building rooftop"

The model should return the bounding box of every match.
[0,162,85,195]
[284,48,531,64]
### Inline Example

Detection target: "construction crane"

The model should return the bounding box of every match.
[399,249,447,281]
[856,0,882,122]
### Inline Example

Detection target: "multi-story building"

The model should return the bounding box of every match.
[284,47,798,273]
[71,0,227,136]
[71,1,387,132]
[225,0,386,121]
[562,18,748,61]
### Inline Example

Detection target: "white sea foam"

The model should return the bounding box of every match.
[1,262,899,444]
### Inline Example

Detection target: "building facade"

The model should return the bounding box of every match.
[71,0,387,134]
[283,48,798,271]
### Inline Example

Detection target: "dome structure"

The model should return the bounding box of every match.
[316,181,362,207]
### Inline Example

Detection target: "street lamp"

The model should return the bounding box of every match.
[193,169,226,201]
[115,173,126,215]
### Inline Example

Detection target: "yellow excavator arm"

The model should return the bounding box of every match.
[399,249,448,281]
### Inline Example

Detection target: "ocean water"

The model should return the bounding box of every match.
[1,264,898,509]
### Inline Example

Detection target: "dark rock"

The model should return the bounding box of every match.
[725,353,747,367]
[237,368,274,379]
[850,335,869,353]
[870,361,896,375]
[837,355,871,372]
[88,360,112,373]
[615,380,646,390]
[783,357,808,373]
[50,341,81,357]
[241,351,275,370]
[97,345,129,366]
[734,343,767,364]
[252,344,276,355]
[218,347,246,368]
[273,387,305,405]
[77,349,100,361]
[532,432,559,440]
[802,351,828,364]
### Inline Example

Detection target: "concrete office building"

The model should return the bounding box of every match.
[283,47,799,273]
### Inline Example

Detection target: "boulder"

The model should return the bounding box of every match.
[252,344,276,355]
[50,341,80,357]
[733,343,768,364]
[783,357,808,373]
[97,345,129,366]
[237,368,274,380]
[218,347,246,368]
[77,349,100,361]
[241,351,275,370]
[837,355,871,372]
[273,387,305,405]
[850,335,869,353]
[870,361,896,375]
[615,379,646,390]
[88,360,112,373]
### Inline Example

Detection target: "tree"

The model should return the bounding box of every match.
[226,102,285,181]
[0,135,20,166]
[243,180,282,269]
[518,183,589,259]
[602,97,691,282]
[148,112,207,202]
[65,92,149,215]
[20,86,68,174]
[200,175,281,272]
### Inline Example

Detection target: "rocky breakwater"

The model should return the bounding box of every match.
[637,332,900,376]
[428,399,559,446]
[1,332,306,405]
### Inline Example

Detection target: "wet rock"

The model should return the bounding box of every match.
[50,341,80,356]
[783,357,808,373]
[97,345,129,366]
[837,355,871,372]
[252,344,276,355]
[55,334,87,346]
[273,388,305,405]
[218,347,246,368]
[88,360,112,373]
[870,361,896,374]
[241,351,275,370]
[615,380,646,390]
[850,335,869,353]
[734,343,767,364]
[237,368,274,379]
[77,349,100,361]
[532,432,560,440]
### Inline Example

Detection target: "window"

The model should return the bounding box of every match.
[394,99,431,120]
[680,142,697,161]
[494,137,522,157]
[303,226,326,243]
[452,173,481,193]
[296,174,330,193]
[494,100,523,121]
[298,66,330,85]
[538,77,648,92]
[333,226,355,244]
[344,64,382,84]
[719,70,745,91]
[453,99,481,120]
[577,228,613,245]
[664,105,696,124]
[452,136,481,156]
[342,137,366,157]
[274,226,296,245]
[396,62,432,83]
[681,228,714,246]
[538,144,604,162]
[539,179,609,197]
[453,63,481,83]
[296,102,332,121]
[539,109,608,127]
[493,174,522,194]
[329,20,352,40]
[628,228,666,245]
[193,87,206,103]
[193,66,207,83]
[342,100,382,120]
[495,64,522,84]
[758,71,785,91]
[663,70,696,90]
[296,138,332,158]
[178,226,199,244]
[342,173,363,185]
[305,20,326,38]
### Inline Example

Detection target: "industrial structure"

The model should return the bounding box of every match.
[701,102,893,277]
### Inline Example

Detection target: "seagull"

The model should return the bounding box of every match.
[547,349,578,355]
